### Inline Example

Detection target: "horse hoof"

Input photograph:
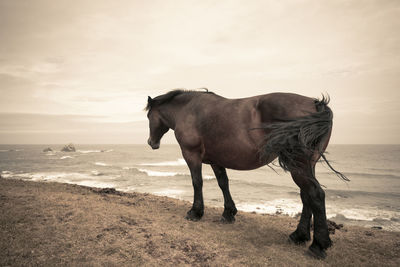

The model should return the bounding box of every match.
[185,210,203,221]
[220,215,235,224]
[307,244,327,259]
[288,231,310,245]
[185,215,200,221]
[221,207,237,223]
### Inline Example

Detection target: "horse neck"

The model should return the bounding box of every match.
[158,93,196,131]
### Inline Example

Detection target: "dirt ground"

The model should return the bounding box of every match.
[1,178,399,266]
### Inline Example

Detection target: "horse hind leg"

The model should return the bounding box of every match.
[290,162,332,259]
[211,164,237,223]
[289,189,311,244]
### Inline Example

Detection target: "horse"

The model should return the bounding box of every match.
[145,89,348,259]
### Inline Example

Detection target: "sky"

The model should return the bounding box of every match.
[0,0,399,144]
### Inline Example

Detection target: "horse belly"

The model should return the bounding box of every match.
[203,142,275,170]
[201,101,275,170]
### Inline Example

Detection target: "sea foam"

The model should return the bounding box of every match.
[326,206,400,222]
[153,189,185,198]
[136,168,215,179]
[94,162,108,166]
[138,168,183,177]
[78,149,113,154]
[2,171,117,189]
[139,158,186,166]
[60,156,73,159]
[78,150,102,154]
[1,170,14,178]
[91,170,104,176]
[236,199,303,216]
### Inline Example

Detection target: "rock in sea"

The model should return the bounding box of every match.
[43,147,53,152]
[61,143,76,152]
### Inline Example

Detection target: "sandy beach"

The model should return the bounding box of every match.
[1,178,399,266]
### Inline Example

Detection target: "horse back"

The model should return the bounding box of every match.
[174,92,320,170]
[257,93,317,123]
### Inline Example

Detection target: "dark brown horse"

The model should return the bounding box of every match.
[145,89,348,259]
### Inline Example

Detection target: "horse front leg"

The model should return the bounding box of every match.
[211,164,237,223]
[182,150,204,221]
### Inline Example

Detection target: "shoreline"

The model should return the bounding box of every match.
[1,178,399,266]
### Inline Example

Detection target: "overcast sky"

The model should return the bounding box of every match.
[0,0,399,144]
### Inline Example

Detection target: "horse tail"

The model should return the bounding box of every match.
[260,95,349,181]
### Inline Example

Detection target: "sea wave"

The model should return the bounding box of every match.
[139,158,186,166]
[94,162,108,166]
[91,170,104,176]
[326,206,400,222]
[5,172,90,182]
[77,180,116,188]
[2,171,117,188]
[78,149,113,154]
[122,166,134,170]
[138,168,185,177]
[132,167,215,179]
[236,199,400,229]
[60,156,74,159]
[77,150,101,154]
[1,170,14,178]
[236,199,302,216]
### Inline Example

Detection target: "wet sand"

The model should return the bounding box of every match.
[1,178,399,266]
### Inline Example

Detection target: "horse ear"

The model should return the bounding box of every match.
[145,96,154,111]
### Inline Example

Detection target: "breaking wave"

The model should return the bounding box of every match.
[236,199,302,216]
[139,158,186,166]
[124,167,215,180]
[1,170,117,189]
[94,162,108,166]
[60,156,74,159]
[78,149,113,154]
[138,168,184,177]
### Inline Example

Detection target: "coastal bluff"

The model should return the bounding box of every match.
[0,179,399,266]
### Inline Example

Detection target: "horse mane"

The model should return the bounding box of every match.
[145,88,213,111]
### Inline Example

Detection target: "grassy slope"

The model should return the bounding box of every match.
[0,178,399,266]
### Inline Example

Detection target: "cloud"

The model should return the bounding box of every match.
[0,0,399,143]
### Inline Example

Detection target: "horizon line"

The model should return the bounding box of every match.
[0,143,399,146]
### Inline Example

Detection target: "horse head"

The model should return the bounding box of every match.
[146,96,169,149]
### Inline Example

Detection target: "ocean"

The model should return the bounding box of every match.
[1,144,399,231]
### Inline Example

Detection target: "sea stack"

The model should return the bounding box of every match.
[61,143,76,152]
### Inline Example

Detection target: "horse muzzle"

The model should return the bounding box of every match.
[147,138,160,150]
